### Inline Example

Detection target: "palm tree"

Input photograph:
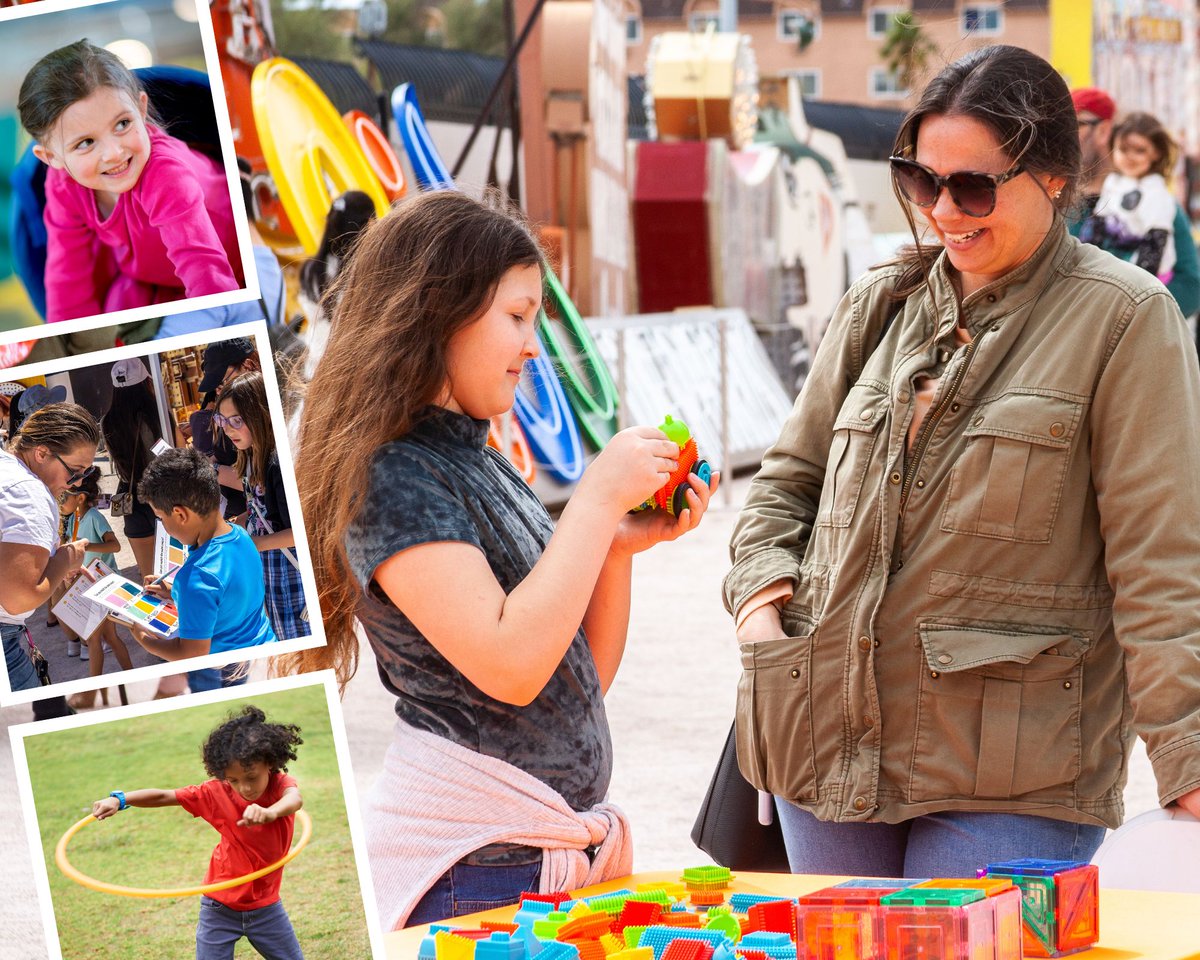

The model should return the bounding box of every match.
[879,11,936,93]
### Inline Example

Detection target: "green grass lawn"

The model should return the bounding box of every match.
[23,684,372,960]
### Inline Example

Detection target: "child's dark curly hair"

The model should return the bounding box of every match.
[201,706,303,779]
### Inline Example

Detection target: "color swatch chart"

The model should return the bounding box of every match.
[154,522,189,584]
[82,574,180,638]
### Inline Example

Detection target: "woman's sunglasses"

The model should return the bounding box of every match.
[889,156,1025,218]
[51,452,98,486]
[213,413,245,431]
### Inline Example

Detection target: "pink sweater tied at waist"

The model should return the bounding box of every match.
[365,719,632,931]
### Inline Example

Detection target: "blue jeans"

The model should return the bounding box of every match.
[2,622,41,692]
[406,860,542,927]
[775,798,1107,877]
[188,664,248,693]
[195,896,303,960]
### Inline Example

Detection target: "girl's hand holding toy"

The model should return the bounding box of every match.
[611,470,720,558]
[575,425,684,519]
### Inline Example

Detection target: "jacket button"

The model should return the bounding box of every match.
[863,716,874,728]
[874,638,880,647]
[860,409,873,420]
[1049,422,1065,438]
[858,636,871,651]
[889,471,901,484]
[987,294,997,303]
[937,654,953,664]
[853,796,867,811]
[916,479,925,489]
[790,669,800,679]
[930,670,940,678]
[1063,681,1072,689]
[951,403,960,412]
[897,390,910,403]
[973,416,984,426]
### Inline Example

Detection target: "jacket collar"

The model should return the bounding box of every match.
[925,216,1073,338]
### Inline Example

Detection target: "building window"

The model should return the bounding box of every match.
[689,11,721,30]
[962,4,1003,35]
[626,14,643,43]
[778,9,819,43]
[869,66,909,99]
[868,6,904,38]
[785,69,822,98]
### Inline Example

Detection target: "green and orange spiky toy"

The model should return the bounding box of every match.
[633,415,714,516]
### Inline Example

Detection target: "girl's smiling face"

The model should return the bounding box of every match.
[441,263,543,419]
[33,86,151,204]
[1112,132,1159,180]
[216,398,252,450]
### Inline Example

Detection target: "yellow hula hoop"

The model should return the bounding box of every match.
[55,808,312,898]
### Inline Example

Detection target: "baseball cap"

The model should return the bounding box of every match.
[199,338,255,393]
[1071,88,1116,122]
[111,357,151,388]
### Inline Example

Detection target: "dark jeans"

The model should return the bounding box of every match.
[195,896,303,960]
[187,664,249,693]
[406,860,542,927]
[775,799,1107,877]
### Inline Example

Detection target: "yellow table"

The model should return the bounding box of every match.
[388,871,1200,959]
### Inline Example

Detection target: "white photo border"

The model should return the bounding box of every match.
[9,670,387,960]
[0,0,261,354]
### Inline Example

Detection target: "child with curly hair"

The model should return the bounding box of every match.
[91,706,305,960]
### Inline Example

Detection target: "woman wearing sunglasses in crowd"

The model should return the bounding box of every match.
[725,44,1200,877]
[0,402,99,696]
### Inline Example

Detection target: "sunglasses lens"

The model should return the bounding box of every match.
[893,161,937,206]
[946,174,996,217]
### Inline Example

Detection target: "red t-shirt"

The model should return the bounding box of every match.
[175,771,298,910]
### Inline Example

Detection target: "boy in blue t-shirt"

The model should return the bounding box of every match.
[128,448,275,668]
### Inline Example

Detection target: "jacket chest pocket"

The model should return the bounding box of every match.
[908,622,1086,803]
[818,384,888,528]
[940,394,1081,543]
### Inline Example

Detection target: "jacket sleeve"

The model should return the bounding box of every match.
[138,156,240,298]
[722,269,896,620]
[1168,204,1200,317]
[1090,287,1200,806]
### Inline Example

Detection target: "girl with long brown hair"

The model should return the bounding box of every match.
[215,371,308,644]
[284,190,718,927]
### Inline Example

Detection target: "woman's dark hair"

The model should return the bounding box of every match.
[101,379,163,489]
[215,371,274,489]
[1111,111,1177,179]
[138,446,220,515]
[279,189,543,687]
[889,45,1082,297]
[9,402,100,456]
[18,39,156,143]
[202,705,303,778]
[299,191,378,306]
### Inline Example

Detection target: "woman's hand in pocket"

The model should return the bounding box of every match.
[736,601,786,644]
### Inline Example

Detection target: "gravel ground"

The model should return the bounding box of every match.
[0,472,1162,959]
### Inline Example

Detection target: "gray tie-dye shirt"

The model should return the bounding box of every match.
[345,405,613,813]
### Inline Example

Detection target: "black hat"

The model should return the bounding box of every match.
[198,338,255,393]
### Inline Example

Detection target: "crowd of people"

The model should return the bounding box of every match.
[0,340,311,712]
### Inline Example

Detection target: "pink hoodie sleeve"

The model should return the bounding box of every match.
[137,155,240,298]
[42,174,104,322]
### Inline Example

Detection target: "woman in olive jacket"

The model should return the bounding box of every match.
[725,45,1200,876]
